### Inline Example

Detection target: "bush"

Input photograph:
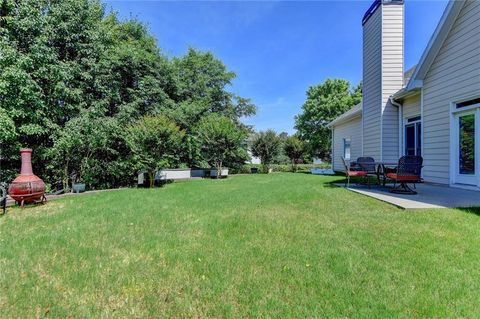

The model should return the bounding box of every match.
[230,163,331,174]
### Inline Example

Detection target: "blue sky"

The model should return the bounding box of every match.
[106,0,448,134]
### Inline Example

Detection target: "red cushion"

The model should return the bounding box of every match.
[347,170,367,177]
[386,173,420,181]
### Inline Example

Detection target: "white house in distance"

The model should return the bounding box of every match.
[328,0,480,190]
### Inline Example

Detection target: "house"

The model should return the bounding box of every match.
[328,0,480,190]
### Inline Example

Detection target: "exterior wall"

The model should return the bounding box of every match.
[422,0,480,184]
[362,7,382,160]
[332,116,363,171]
[402,94,421,120]
[381,4,404,162]
[400,93,421,155]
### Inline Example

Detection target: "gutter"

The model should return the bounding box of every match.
[389,96,402,108]
[392,88,421,101]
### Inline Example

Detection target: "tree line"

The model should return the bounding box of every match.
[0,0,255,190]
[252,79,362,171]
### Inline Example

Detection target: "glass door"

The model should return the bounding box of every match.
[454,111,478,185]
[405,121,421,156]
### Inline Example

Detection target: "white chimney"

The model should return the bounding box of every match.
[362,0,404,161]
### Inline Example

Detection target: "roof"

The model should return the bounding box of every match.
[392,87,421,101]
[327,103,362,128]
[362,0,404,26]
[405,0,465,91]
[403,65,416,84]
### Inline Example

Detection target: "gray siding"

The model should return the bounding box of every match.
[422,0,480,184]
[381,4,404,162]
[362,7,382,160]
[402,94,421,120]
[332,116,363,172]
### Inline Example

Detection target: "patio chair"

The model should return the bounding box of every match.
[356,157,377,185]
[385,156,423,195]
[341,157,368,188]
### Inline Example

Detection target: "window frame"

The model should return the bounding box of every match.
[343,138,351,160]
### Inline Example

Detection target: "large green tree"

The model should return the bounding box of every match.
[195,114,248,178]
[295,79,362,160]
[164,48,256,167]
[284,135,306,172]
[251,130,282,173]
[126,115,185,188]
[47,110,123,190]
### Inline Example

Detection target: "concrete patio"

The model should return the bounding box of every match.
[337,182,480,209]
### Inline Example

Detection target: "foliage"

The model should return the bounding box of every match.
[271,132,291,164]
[126,115,185,187]
[250,130,282,173]
[283,136,306,172]
[47,111,127,190]
[295,79,362,160]
[0,0,255,190]
[231,163,330,174]
[195,114,248,178]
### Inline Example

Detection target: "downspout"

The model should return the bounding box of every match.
[331,127,335,171]
[389,96,403,158]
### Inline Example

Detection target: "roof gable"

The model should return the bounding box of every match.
[327,103,362,128]
[406,0,465,90]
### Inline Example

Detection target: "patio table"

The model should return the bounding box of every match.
[350,161,398,186]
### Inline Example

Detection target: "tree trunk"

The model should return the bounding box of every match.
[149,172,154,188]
[216,162,222,179]
[263,163,269,174]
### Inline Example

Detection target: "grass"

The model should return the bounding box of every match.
[1,173,480,318]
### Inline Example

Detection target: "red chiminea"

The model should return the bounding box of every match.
[9,148,46,207]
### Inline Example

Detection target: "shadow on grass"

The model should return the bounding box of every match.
[457,207,480,216]
[324,174,379,188]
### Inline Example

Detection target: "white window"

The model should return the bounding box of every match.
[343,138,351,160]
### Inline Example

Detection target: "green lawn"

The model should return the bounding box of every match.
[1,173,479,318]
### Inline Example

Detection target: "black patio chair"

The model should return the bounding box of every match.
[385,156,423,195]
[356,157,377,184]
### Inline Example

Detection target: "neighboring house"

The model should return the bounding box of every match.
[328,0,480,190]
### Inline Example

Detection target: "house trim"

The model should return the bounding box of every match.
[398,103,403,156]
[449,94,480,189]
[331,127,335,168]
[402,116,421,157]
[379,4,383,161]
[406,0,465,90]
[420,89,424,158]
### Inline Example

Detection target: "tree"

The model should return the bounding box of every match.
[251,130,281,173]
[170,48,256,122]
[0,0,256,190]
[284,136,306,172]
[126,115,185,188]
[47,111,124,190]
[295,79,362,160]
[196,115,248,178]
[164,48,256,167]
